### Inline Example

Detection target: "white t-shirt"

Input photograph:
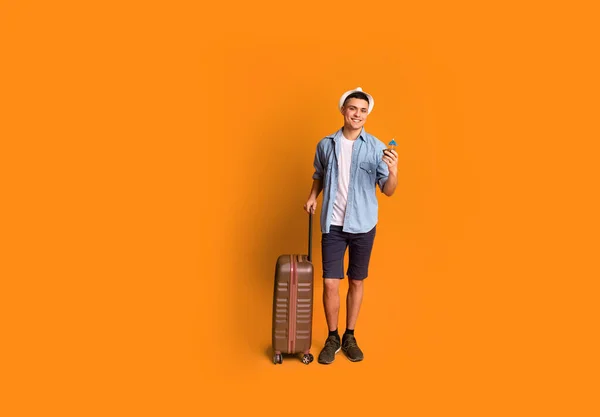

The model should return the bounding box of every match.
[331,134,355,226]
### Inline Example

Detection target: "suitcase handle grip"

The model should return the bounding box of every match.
[308,213,313,262]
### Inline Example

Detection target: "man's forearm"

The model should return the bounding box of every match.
[309,179,323,199]
[383,172,398,196]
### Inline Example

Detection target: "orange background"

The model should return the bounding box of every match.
[1,1,599,416]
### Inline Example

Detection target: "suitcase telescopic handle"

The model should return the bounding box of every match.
[308,213,313,262]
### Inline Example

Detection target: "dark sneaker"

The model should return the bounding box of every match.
[318,335,341,364]
[342,334,364,362]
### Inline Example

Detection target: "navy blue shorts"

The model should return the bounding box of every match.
[321,225,377,280]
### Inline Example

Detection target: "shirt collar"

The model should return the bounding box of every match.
[331,127,367,142]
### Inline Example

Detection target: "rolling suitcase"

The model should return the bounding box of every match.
[272,214,314,365]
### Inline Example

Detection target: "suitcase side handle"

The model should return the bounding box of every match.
[308,213,312,262]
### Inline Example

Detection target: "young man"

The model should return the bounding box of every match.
[304,87,398,364]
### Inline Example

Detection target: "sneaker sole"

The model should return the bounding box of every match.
[317,347,341,364]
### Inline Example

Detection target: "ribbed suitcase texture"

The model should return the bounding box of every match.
[271,216,314,365]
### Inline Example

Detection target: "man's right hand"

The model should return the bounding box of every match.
[304,198,317,214]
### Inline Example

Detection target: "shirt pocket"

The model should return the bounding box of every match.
[358,161,376,186]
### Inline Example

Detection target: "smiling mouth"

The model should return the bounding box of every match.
[352,118,362,123]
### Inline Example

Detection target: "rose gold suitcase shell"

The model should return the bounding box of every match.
[271,215,314,365]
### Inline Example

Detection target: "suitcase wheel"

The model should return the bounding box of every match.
[301,353,314,365]
[273,353,283,364]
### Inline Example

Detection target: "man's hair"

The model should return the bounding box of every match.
[343,92,370,106]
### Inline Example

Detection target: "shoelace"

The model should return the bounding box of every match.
[343,337,358,349]
[323,337,340,352]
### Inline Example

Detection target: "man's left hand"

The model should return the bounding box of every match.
[383,149,398,176]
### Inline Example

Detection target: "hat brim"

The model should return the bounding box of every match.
[339,88,374,114]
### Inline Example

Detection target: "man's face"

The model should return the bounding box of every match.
[341,98,369,130]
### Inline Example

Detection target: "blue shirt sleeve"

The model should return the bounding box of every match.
[312,142,325,180]
[376,145,390,192]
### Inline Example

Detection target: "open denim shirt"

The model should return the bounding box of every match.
[312,128,389,234]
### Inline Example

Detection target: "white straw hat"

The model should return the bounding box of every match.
[338,86,374,114]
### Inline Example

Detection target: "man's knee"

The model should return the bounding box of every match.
[348,279,364,290]
[323,278,340,295]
